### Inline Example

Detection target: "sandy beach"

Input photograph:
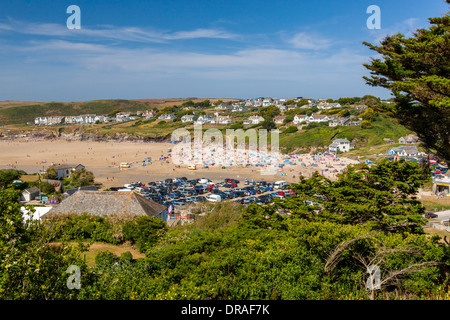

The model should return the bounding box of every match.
[0,139,360,188]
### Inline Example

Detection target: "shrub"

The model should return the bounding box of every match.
[122,216,167,252]
[95,251,119,266]
[120,251,133,262]
[283,126,298,134]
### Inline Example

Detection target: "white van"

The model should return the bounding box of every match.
[274,181,288,189]
[206,194,222,202]
[199,178,212,184]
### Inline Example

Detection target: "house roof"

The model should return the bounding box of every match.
[24,187,40,194]
[332,138,350,143]
[51,163,84,170]
[64,185,98,196]
[47,191,166,218]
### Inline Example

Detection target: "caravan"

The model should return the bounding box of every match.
[274,181,289,189]
[206,194,222,202]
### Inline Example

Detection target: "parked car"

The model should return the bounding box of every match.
[425,212,438,219]
[190,196,207,202]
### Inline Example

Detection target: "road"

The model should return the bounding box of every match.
[434,210,450,222]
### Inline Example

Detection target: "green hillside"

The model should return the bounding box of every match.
[0,99,149,125]
[278,114,412,153]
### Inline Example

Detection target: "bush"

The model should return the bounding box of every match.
[122,216,167,252]
[361,120,373,129]
[120,251,133,262]
[95,251,119,266]
[283,126,298,134]
[43,213,118,244]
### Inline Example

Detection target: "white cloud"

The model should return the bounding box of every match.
[0,18,237,43]
[288,32,331,50]
[369,17,423,44]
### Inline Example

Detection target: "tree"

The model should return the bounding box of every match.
[283,159,430,233]
[0,188,89,299]
[214,100,223,106]
[122,216,167,252]
[260,119,276,130]
[360,107,377,122]
[69,168,95,187]
[195,99,211,108]
[363,5,450,166]
[181,100,195,108]
[44,167,58,180]
[0,169,21,189]
[338,108,351,117]
[360,95,380,107]
[283,99,295,106]
[107,109,121,117]
[296,99,309,107]
[258,105,280,120]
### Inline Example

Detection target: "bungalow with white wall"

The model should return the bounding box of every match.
[158,113,176,120]
[293,114,309,124]
[243,115,264,125]
[215,103,233,110]
[195,115,213,125]
[210,115,233,125]
[273,116,286,125]
[387,145,421,157]
[317,102,341,110]
[181,114,195,123]
[232,105,248,112]
[329,138,352,153]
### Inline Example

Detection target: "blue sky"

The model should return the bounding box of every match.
[0,0,448,102]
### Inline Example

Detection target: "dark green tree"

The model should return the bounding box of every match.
[282,159,430,233]
[0,188,89,299]
[122,215,167,252]
[258,105,280,120]
[69,168,95,187]
[0,169,21,189]
[363,5,450,166]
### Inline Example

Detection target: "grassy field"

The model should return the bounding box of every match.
[421,195,450,212]
[82,242,145,266]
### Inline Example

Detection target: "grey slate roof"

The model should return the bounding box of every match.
[47,191,166,218]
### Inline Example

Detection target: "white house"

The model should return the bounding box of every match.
[140,110,156,119]
[387,145,420,157]
[195,115,213,125]
[210,116,233,125]
[181,114,195,123]
[158,113,176,120]
[49,163,86,180]
[215,103,233,110]
[244,115,264,125]
[293,114,309,124]
[317,102,341,110]
[34,116,64,125]
[232,106,248,112]
[329,139,352,153]
[273,116,286,125]
[398,134,419,144]
[262,98,273,107]
[94,115,111,123]
[308,114,332,123]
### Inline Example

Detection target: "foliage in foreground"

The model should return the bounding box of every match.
[1,159,450,299]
